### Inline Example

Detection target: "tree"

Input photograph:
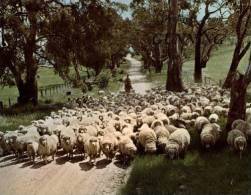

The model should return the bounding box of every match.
[226,50,251,130]
[188,0,228,83]
[223,0,251,88]
[0,0,65,105]
[130,0,168,73]
[166,0,185,92]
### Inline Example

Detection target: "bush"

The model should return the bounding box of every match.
[96,70,112,89]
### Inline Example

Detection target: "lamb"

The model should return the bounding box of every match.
[195,116,210,133]
[200,123,221,149]
[165,128,190,159]
[85,136,101,164]
[38,134,59,164]
[27,141,39,162]
[138,124,157,153]
[209,113,219,123]
[227,129,247,159]
[100,133,118,161]
[118,135,137,163]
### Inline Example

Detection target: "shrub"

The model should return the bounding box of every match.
[96,70,112,89]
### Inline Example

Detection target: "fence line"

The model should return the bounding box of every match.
[0,83,72,109]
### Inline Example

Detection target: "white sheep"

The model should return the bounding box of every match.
[38,134,59,164]
[85,136,101,164]
[27,141,39,162]
[209,113,219,123]
[231,119,251,136]
[200,123,221,149]
[138,124,157,153]
[100,133,118,161]
[227,129,247,159]
[60,127,77,159]
[155,126,170,151]
[165,128,190,159]
[195,116,210,133]
[118,135,137,163]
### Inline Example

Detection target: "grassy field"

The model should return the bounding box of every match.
[0,62,129,107]
[121,119,251,195]
[144,44,250,86]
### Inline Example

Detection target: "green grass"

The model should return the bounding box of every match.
[143,44,250,86]
[0,61,130,106]
[121,151,251,195]
[0,112,49,132]
[121,118,251,195]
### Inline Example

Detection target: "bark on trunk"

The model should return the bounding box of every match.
[166,0,184,92]
[223,48,241,88]
[153,43,163,73]
[17,79,38,105]
[194,36,203,83]
[226,73,247,130]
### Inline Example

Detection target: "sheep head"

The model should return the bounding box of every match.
[165,142,179,159]
[234,136,247,152]
[39,136,47,147]
[201,134,215,149]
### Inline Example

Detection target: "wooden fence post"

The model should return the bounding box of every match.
[8,98,11,108]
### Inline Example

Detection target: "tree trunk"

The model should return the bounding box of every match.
[17,79,38,105]
[194,36,202,83]
[226,73,247,130]
[223,48,241,88]
[153,43,163,73]
[166,0,184,92]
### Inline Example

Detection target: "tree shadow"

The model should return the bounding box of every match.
[30,160,52,169]
[95,158,111,169]
[20,161,34,168]
[0,157,28,168]
[0,155,15,163]
[114,160,131,169]
[79,161,94,171]
[55,155,69,165]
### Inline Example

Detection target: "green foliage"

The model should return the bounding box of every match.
[97,70,112,89]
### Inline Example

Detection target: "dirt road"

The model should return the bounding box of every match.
[0,154,130,195]
[123,54,152,94]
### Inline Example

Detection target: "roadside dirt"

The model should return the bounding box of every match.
[0,154,130,195]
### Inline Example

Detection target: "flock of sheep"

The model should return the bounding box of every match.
[0,85,251,165]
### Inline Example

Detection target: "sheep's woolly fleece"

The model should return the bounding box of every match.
[0,85,251,195]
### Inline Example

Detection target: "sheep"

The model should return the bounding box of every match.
[100,133,118,161]
[155,126,170,151]
[138,124,157,153]
[165,128,190,159]
[209,113,219,123]
[200,123,221,149]
[60,127,77,159]
[85,136,101,164]
[227,129,247,159]
[38,134,59,164]
[165,125,178,134]
[118,135,137,163]
[27,141,39,162]
[204,106,213,117]
[122,125,134,136]
[181,105,192,113]
[79,125,98,137]
[76,133,90,158]
[231,119,251,136]
[195,116,210,133]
